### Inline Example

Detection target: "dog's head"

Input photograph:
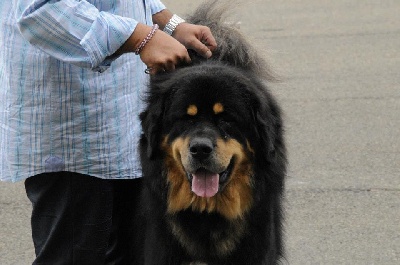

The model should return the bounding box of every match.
[140,63,282,220]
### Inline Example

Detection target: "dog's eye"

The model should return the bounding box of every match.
[220,120,231,126]
[219,118,235,126]
[218,120,234,134]
[218,121,232,139]
[181,116,195,125]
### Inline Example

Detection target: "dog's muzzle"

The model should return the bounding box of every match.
[185,136,234,198]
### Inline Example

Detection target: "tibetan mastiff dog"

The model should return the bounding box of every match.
[133,1,287,264]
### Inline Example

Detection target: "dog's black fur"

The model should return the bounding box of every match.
[132,1,286,264]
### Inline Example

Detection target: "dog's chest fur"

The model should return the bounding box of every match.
[167,212,247,259]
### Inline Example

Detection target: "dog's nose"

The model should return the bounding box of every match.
[189,138,214,161]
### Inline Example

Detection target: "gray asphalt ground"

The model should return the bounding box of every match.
[1,0,399,264]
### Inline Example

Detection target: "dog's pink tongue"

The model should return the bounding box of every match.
[191,170,219,198]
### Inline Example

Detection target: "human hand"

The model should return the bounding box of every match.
[116,22,217,74]
[138,24,191,74]
[115,23,191,74]
[172,23,217,59]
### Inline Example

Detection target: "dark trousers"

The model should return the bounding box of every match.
[25,172,142,265]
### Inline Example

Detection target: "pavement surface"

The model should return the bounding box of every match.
[1,0,399,264]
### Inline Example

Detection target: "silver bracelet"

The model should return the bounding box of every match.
[163,14,185,36]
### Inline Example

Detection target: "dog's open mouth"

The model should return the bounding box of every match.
[187,158,234,198]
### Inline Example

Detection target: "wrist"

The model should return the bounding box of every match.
[134,24,159,55]
[153,10,186,36]
[114,24,153,55]
[163,14,186,36]
[152,9,173,29]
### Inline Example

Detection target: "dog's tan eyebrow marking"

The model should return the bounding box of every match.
[213,103,224,114]
[187,105,198,116]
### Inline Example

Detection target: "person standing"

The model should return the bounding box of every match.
[0,0,216,264]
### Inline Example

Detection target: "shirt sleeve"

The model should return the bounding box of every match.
[16,0,139,72]
[148,0,166,15]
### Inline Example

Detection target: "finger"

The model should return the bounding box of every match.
[190,39,213,59]
[176,46,191,64]
[182,51,192,64]
[164,60,175,72]
[175,49,191,66]
[201,28,217,52]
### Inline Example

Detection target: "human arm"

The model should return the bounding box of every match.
[16,0,146,72]
[16,0,216,74]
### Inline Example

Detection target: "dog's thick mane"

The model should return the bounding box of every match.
[185,0,276,81]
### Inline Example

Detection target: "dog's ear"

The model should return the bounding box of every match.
[140,73,177,158]
[140,101,163,159]
[255,111,275,154]
[140,77,172,159]
[252,84,284,157]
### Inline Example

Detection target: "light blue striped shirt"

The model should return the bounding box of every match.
[0,0,166,182]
